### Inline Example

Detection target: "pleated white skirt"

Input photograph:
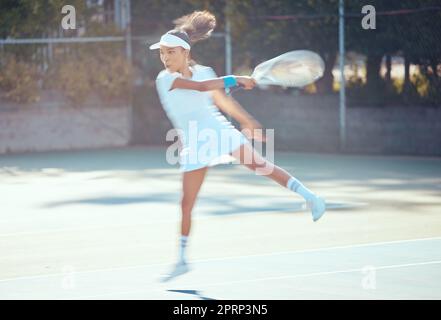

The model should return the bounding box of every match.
[172,106,250,172]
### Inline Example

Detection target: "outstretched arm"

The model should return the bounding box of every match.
[170,76,255,92]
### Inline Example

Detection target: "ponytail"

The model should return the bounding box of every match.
[173,10,216,45]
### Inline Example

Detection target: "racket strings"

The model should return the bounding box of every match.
[228,50,325,95]
[256,52,325,87]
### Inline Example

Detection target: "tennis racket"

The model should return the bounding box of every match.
[229,50,325,94]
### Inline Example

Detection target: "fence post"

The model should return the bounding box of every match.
[225,16,232,76]
[124,0,133,145]
[339,0,347,151]
[225,0,233,122]
[124,0,132,61]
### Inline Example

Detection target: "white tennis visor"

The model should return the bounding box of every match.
[149,32,191,50]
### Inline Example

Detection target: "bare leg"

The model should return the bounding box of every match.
[230,143,326,222]
[160,166,208,281]
[181,166,208,236]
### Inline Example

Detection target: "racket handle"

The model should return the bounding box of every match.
[226,83,244,96]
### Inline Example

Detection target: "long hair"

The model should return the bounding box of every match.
[173,10,216,66]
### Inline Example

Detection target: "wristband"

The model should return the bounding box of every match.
[222,75,238,89]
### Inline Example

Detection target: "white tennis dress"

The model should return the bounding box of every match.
[155,64,250,172]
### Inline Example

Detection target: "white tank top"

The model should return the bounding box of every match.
[155,64,219,126]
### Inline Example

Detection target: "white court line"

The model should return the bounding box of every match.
[202,260,441,287]
[73,259,441,300]
[0,236,440,283]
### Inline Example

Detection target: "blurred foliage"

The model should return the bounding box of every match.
[0,0,440,107]
[0,16,134,104]
[45,52,133,104]
[346,68,441,107]
[0,54,41,103]
[44,22,133,104]
[346,0,441,106]
[132,0,228,80]
[134,0,440,106]
[228,0,339,95]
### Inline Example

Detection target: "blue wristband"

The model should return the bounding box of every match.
[222,76,238,89]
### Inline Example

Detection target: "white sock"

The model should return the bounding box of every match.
[178,235,188,264]
[286,177,316,201]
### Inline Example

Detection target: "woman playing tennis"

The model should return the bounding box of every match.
[150,10,326,281]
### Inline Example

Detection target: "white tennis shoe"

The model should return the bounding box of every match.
[306,195,326,222]
[160,261,190,283]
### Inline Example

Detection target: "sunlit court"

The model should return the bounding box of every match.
[0,147,440,299]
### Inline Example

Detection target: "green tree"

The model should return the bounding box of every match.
[345,0,441,105]
[0,0,87,38]
[229,0,339,94]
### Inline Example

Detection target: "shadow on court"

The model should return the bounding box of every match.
[167,289,215,300]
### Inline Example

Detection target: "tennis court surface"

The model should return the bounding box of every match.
[1,146,440,299]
